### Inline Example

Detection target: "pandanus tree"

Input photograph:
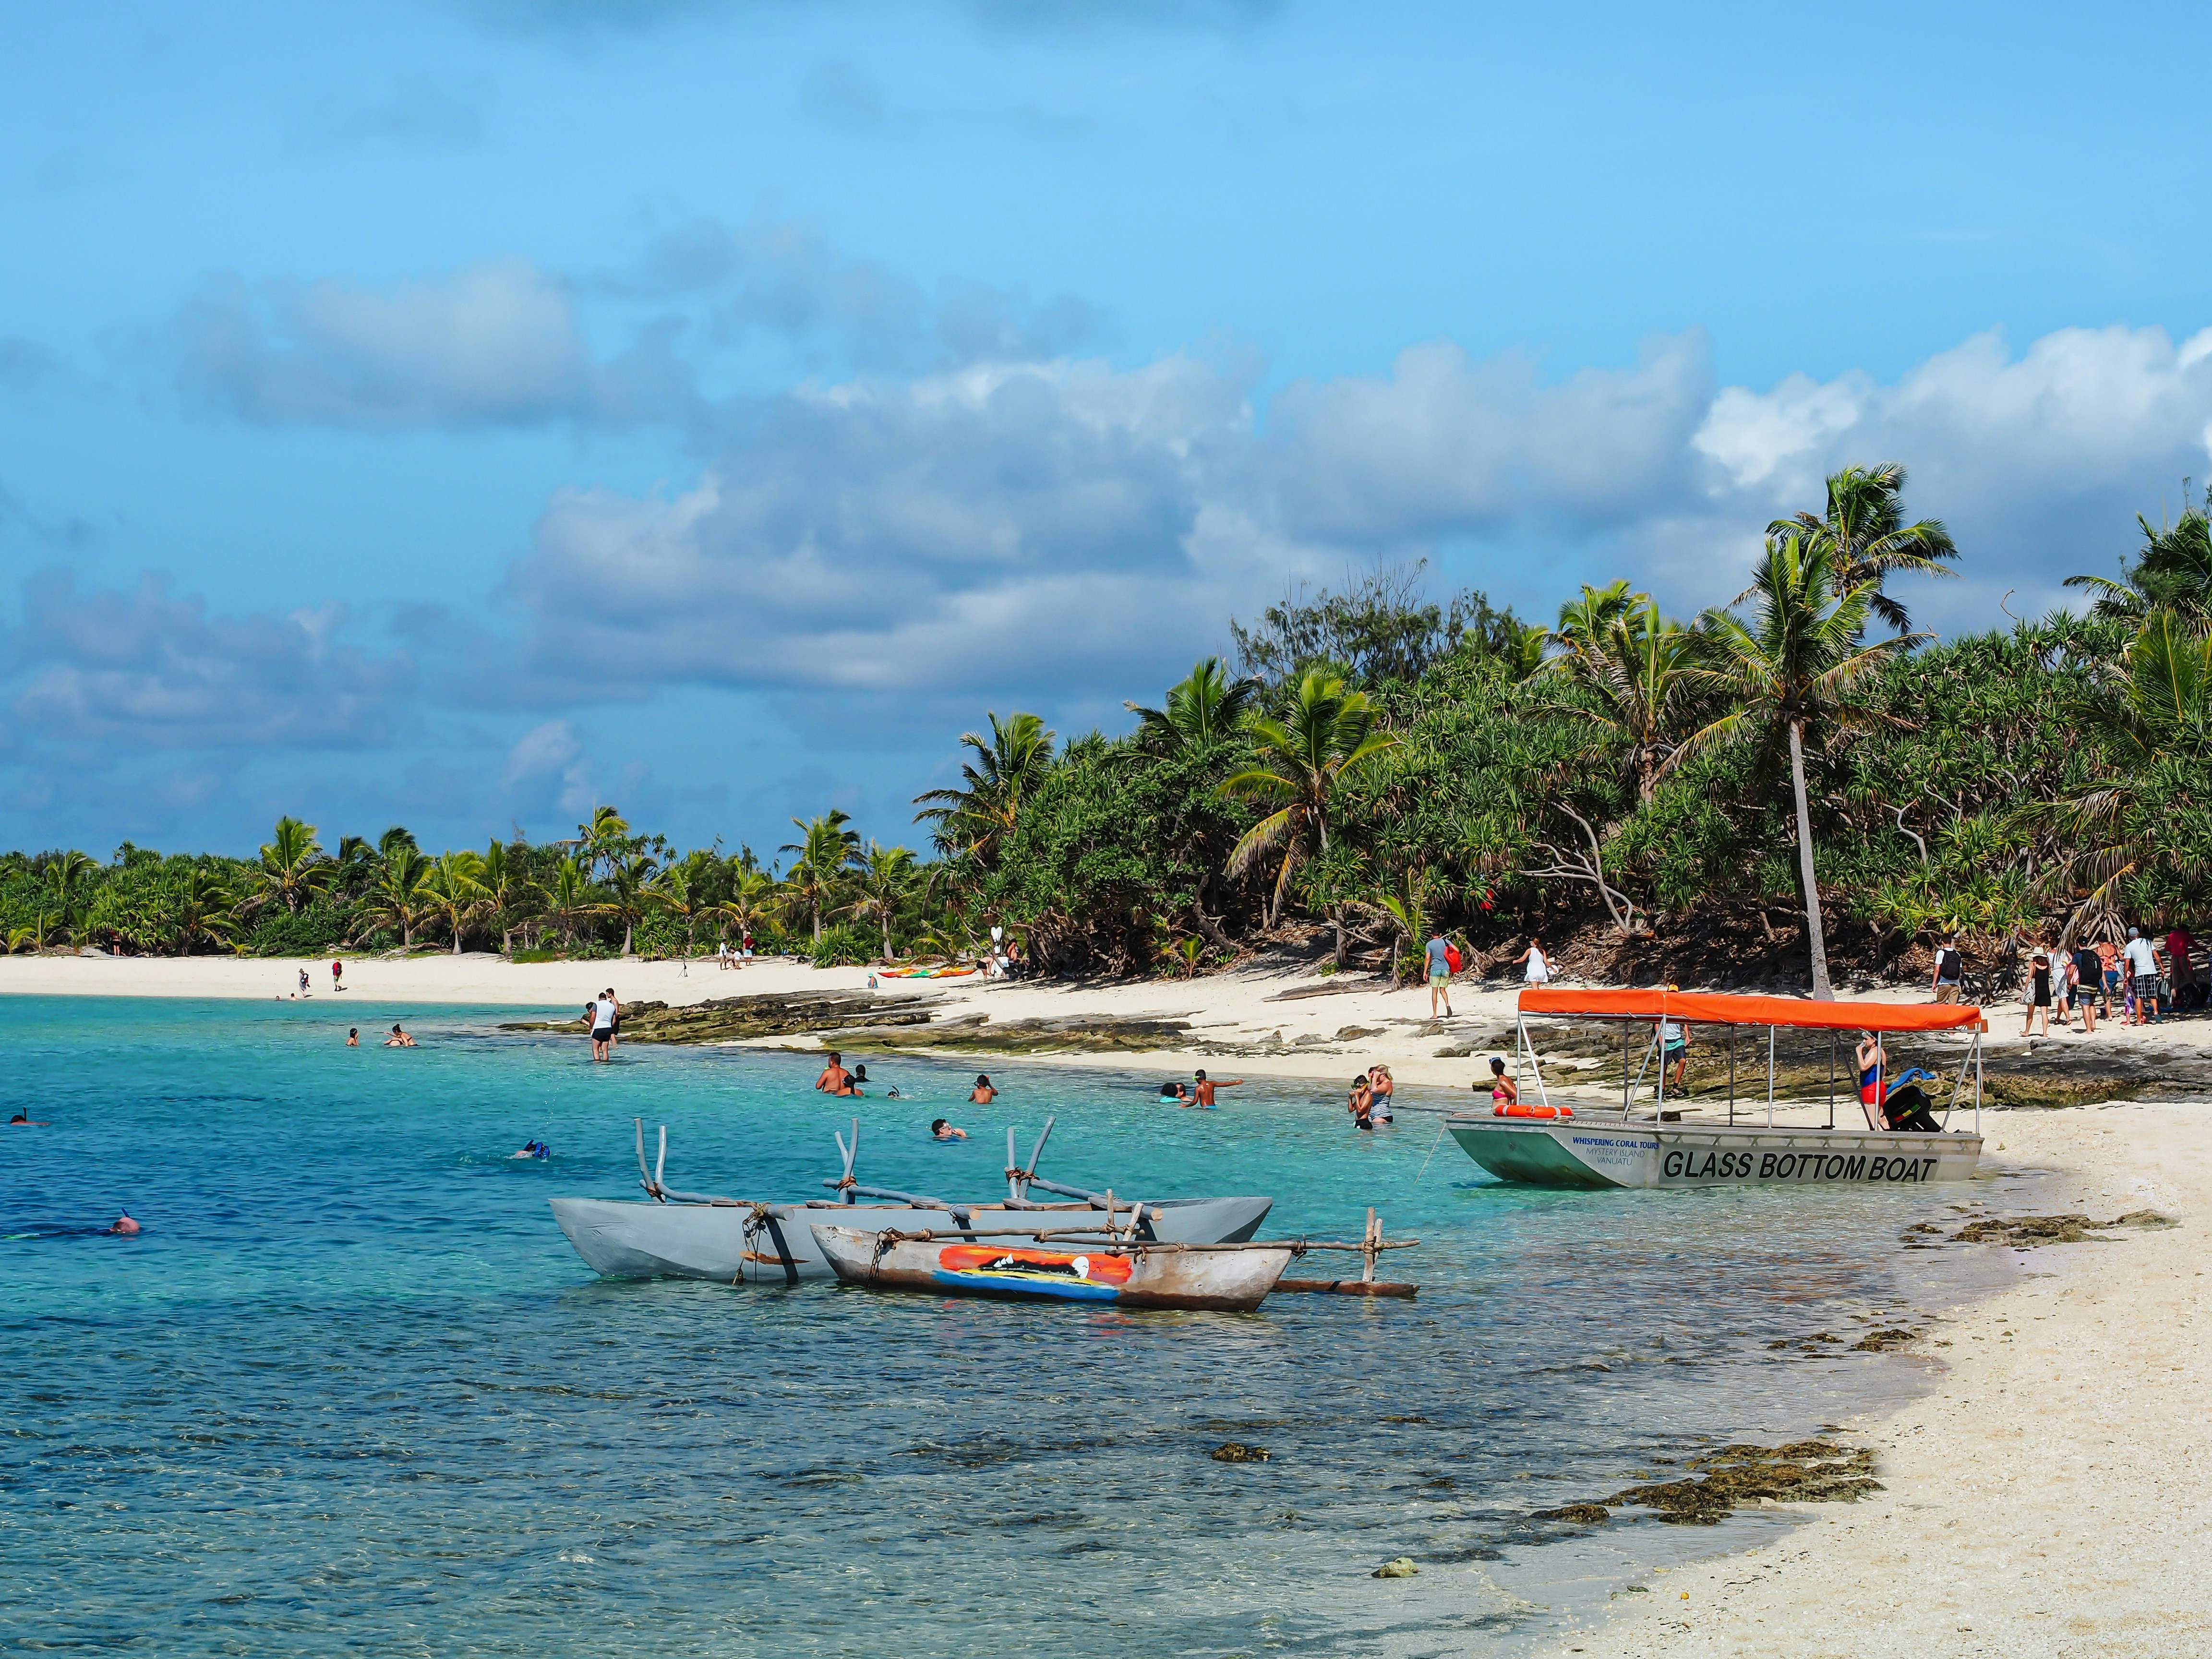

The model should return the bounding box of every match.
[1676,534,1921,998]
[257,818,330,915]
[1543,581,1701,804]
[1219,671,1401,929]
[1770,462,1958,631]
[913,712,1055,865]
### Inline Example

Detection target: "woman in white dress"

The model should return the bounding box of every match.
[1514,937,1552,985]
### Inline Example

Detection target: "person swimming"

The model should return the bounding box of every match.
[110,1212,140,1236]
[511,1140,550,1160]
[346,1029,359,1046]
[9,1109,50,1127]
[385,1023,415,1047]
[1157,1081,1191,1105]
[930,1118,968,1141]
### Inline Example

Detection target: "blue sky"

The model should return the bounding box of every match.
[4,0,2210,859]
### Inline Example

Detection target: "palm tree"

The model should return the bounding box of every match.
[172,866,240,954]
[545,858,605,948]
[361,845,430,949]
[42,850,98,931]
[780,812,862,943]
[1768,462,1957,631]
[478,842,530,954]
[577,805,631,880]
[646,862,709,956]
[2066,489,2212,632]
[257,818,330,915]
[1219,671,1401,928]
[1126,658,1261,755]
[605,850,658,956]
[419,851,489,955]
[847,842,920,961]
[2039,609,2212,921]
[1675,534,1921,998]
[1543,582,1701,803]
[913,712,1055,864]
[716,867,778,949]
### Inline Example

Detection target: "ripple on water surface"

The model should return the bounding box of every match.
[0,996,2034,1656]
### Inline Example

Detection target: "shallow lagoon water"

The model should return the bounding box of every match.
[1,997,2033,1655]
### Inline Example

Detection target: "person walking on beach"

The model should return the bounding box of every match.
[2098,937,2122,1020]
[1929,936,1963,1004]
[2167,922,2198,1009]
[331,959,345,991]
[1192,1070,1241,1109]
[2051,951,2074,1028]
[2070,941,2102,1034]
[298,968,311,998]
[2123,928,2164,1025]
[1514,937,1551,986]
[2021,950,2052,1038]
[1424,930,1455,1018]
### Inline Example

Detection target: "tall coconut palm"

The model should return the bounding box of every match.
[42,849,99,929]
[361,845,430,950]
[646,861,709,956]
[577,805,631,880]
[1543,583,1701,803]
[1125,658,1261,755]
[477,842,529,954]
[605,850,659,957]
[172,866,240,955]
[1769,462,1957,632]
[1675,534,1921,998]
[913,712,1055,864]
[1219,671,1401,928]
[2065,491,2212,632]
[780,811,862,943]
[545,858,605,948]
[257,818,330,915]
[716,867,778,948]
[419,851,489,955]
[846,842,920,961]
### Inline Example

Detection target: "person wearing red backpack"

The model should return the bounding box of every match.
[1425,930,1455,1019]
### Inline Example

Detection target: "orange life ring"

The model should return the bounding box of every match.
[1493,1102,1574,1119]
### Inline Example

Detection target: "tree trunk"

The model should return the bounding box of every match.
[881,914,893,960]
[452,920,462,955]
[1787,720,1834,999]
[623,921,634,955]
[1331,904,1349,970]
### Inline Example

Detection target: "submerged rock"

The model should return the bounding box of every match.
[1372,1557,1419,1578]
[1210,1442,1270,1463]
[1531,1503,1612,1525]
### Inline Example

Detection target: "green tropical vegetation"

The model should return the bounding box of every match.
[6,467,2209,998]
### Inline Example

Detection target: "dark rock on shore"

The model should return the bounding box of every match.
[1538,1440,1882,1528]
[498,990,946,1043]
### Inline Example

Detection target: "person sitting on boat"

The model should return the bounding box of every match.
[969,1074,997,1104]
[1855,1034,1940,1132]
[930,1118,968,1141]
[815,1052,850,1093]
[1484,1056,1518,1108]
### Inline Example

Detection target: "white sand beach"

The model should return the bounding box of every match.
[1535,1098,2212,1659]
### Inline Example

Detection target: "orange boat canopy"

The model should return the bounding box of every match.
[1517,987,1984,1034]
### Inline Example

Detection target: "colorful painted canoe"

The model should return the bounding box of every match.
[810,1225,1294,1311]
[876,965,979,979]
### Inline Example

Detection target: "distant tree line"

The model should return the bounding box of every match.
[7,470,2210,996]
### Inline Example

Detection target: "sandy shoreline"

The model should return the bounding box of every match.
[1532,1098,2212,1659]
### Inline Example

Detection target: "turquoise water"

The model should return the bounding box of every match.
[1,998,2029,1656]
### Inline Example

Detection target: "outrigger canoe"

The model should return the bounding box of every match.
[551,1118,1273,1284]
[811,1223,1296,1311]
[1447,988,1988,1190]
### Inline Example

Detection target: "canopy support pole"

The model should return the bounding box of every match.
[1622,1023,1631,1115]
[1656,1019,1667,1118]
[1524,1018,1551,1107]
[1826,1033,1836,1130]
[1728,1026,1737,1127]
[1766,1027,1775,1128]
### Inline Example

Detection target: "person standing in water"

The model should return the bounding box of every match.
[346,1028,359,1047]
[815,1051,851,1093]
[969,1074,997,1104]
[589,994,615,1062]
[1192,1070,1241,1109]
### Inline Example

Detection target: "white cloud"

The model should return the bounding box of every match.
[168,260,690,428]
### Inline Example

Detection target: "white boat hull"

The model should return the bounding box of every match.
[1444,1114,1982,1190]
[811,1224,1295,1311]
[551,1193,1274,1284]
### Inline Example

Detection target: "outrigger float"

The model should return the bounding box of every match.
[1446,989,1987,1190]
[550,1117,1273,1284]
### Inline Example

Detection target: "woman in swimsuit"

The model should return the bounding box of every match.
[1484,1056,1518,1107]
[2021,951,2051,1038]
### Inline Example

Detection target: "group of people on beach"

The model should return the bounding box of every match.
[713,937,756,970]
[1933,926,2203,1034]
[1423,931,1552,1019]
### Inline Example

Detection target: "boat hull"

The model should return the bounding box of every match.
[1443,1115,1983,1190]
[810,1224,1294,1311]
[550,1193,1274,1284]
